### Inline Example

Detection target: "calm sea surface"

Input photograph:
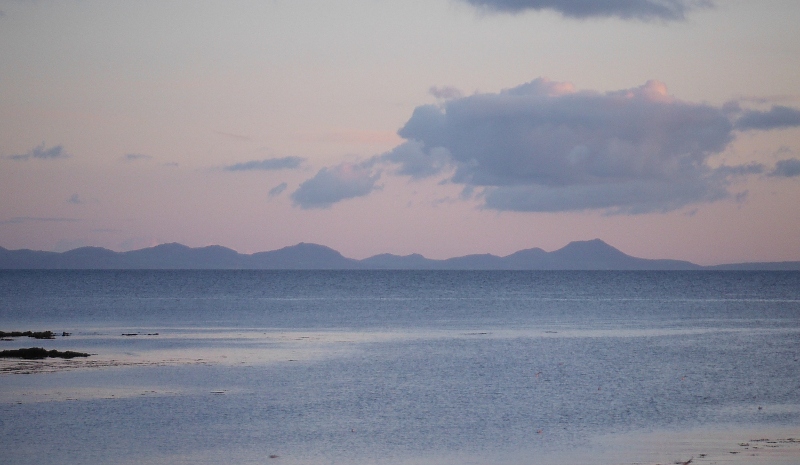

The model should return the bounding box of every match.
[1,270,799,465]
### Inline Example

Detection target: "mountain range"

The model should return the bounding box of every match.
[1,239,798,270]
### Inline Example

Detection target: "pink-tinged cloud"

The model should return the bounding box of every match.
[429,86,464,100]
[503,77,577,97]
[386,78,792,214]
[291,162,380,209]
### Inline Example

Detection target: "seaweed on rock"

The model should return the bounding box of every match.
[0,330,56,339]
[0,347,90,359]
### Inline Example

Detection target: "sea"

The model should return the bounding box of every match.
[1,270,798,465]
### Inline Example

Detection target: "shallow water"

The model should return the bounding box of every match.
[1,271,799,464]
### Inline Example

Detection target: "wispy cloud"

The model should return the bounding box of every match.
[734,106,800,131]
[268,182,288,198]
[224,157,304,171]
[461,0,714,21]
[123,153,153,161]
[0,216,80,225]
[429,86,463,100]
[8,143,69,161]
[713,163,765,177]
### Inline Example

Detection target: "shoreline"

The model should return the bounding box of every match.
[575,427,800,465]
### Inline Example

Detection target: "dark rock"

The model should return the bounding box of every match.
[0,347,90,359]
[0,330,55,339]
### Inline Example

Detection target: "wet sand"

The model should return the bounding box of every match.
[575,428,800,465]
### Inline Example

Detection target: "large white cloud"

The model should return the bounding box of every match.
[380,141,452,180]
[290,78,800,213]
[461,0,713,21]
[482,177,729,214]
[393,78,751,213]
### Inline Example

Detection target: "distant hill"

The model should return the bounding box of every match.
[249,243,359,269]
[0,240,797,270]
[706,261,800,271]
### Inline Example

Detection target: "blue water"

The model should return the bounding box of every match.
[1,271,799,465]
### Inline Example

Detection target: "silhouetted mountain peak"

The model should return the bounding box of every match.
[152,242,191,251]
[553,239,625,259]
[250,242,357,269]
[504,247,547,258]
[0,239,794,270]
[269,242,345,257]
[360,252,433,269]
[194,245,239,256]
[61,246,116,256]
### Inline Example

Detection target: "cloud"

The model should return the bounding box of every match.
[379,141,452,180]
[8,143,69,161]
[713,163,765,177]
[268,182,288,197]
[388,78,767,214]
[124,153,152,161]
[291,162,380,209]
[429,86,463,100]
[734,106,800,131]
[769,158,800,178]
[224,157,304,171]
[481,162,765,215]
[0,216,80,225]
[461,0,713,21]
[482,178,729,214]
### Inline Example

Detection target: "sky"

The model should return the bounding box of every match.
[1,0,799,265]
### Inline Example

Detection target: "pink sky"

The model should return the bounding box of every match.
[1,1,799,265]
